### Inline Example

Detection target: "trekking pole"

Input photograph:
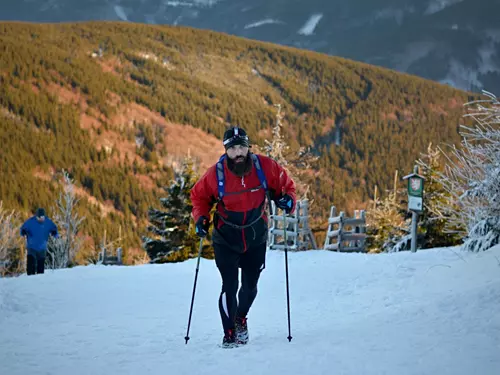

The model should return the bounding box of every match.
[283,209,293,342]
[185,237,204,344]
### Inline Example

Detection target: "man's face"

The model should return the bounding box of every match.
[36,216,45,223]
[226,145,249,163]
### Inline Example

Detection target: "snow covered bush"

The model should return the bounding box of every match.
[0,202,22,276]
[436,91,500,252]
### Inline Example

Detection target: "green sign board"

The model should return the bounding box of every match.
[407,176,424,198]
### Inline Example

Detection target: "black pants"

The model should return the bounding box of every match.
[214,242,266,332]
[27,251,46,276]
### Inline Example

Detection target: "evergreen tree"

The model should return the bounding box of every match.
[260,104,318,200]
[366,171,411,252]
[142,158,198,263]
[416,143,463,248]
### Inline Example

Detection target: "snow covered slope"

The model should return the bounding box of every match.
[1,245,500,375]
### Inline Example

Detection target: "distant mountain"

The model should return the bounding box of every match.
[2,0,500,93]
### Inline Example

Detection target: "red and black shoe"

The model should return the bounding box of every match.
[221,329,238,348]
[235,317,249,345]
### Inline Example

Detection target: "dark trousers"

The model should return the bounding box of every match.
[214,242,266,332]
[27,251,46,276]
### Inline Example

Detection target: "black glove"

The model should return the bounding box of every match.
[195,216,210,238]
[275,194,294,213]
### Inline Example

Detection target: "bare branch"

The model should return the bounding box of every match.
[0,202,22,276]
[433,90,500,251]
[260,104,318,201]
[48,170,86,269]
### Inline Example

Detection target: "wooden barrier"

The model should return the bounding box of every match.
[98,247,123,265]
[323,206,367,252]
[268,199,317,251]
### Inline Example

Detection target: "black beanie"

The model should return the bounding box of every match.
[36,208,46,218]
[223,127,250,150]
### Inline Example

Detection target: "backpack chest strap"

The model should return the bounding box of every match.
[216,153,268,201]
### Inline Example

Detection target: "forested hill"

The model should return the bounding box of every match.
[0,21,473,262]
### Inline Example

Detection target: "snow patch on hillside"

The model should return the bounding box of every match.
[425,0,464,15]
[244,19,283,29]
[298,14,323,36]
[113,5,128,21]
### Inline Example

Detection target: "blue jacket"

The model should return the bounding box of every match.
[20,216,59,253]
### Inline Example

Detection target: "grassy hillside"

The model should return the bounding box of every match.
[0,21,475,261]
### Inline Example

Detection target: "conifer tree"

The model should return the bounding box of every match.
[142,157,198,263]
[366,171,411,252]
[416,143,463,248]
[261,104,318,200]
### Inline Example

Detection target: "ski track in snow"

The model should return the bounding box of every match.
[1,245,500,375]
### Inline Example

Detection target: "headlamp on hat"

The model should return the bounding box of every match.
[223,126,250,150]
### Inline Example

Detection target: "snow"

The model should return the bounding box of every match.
[244,19,283,29]
[164,0,220,7]
[39,0,59,12]
[373,8,407,25]
[440,46,500,94]
[1,245,500,375]
[394,41,436,72]
[478,41,499,75]
[298,14,323,36]
[165,1,196,7]
[425,0,464,15]
[191,0,220,5]
[145,15,157,24]
[441,59,482,90]
[113,5,128,21]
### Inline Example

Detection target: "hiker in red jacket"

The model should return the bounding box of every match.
[191,126,296,347]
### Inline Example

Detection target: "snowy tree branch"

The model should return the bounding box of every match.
[433,90,500,251]
[0,202,22,276]
[47,170,85,269]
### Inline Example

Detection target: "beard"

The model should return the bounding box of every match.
[227,153,252,177]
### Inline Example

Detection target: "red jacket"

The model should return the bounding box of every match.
[191,153,296,253]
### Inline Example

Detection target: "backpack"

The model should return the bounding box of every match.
[215,153,268,200]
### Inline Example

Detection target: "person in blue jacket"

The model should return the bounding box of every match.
[20,208,59,275]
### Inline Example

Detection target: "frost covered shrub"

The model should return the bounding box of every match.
[437,91,500,252]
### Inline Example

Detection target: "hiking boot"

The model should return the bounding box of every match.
[221,329,238,348]
[235,317,249,345]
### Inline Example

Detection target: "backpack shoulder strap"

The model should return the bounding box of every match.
[216,153,268,200]
[251,154,268,192]
[216,154,226,199]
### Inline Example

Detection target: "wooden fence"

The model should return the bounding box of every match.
[323,206,367,252]
[268,199,317,251]
[98,247,123,265]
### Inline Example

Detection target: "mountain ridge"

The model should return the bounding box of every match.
[1,0,499,92]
